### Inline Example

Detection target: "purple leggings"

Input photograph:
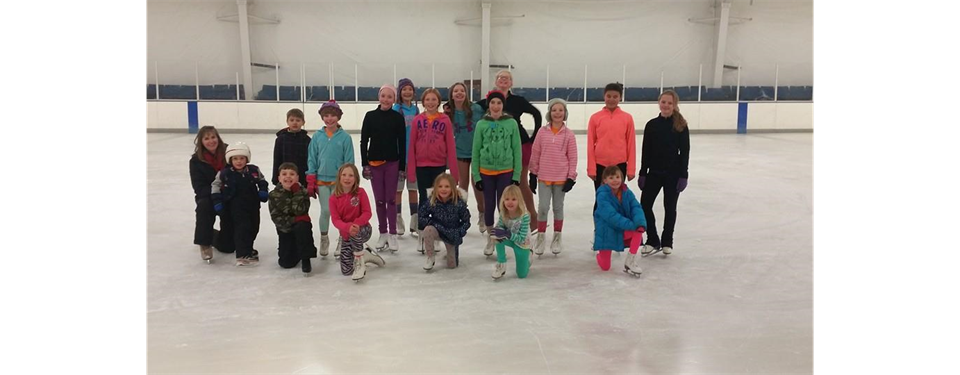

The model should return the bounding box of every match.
[481,172,514,227]
[370,161,399,234]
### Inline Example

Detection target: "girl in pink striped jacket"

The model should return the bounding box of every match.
[528,98,578,256]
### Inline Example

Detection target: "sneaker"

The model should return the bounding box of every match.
[662,246,673,255]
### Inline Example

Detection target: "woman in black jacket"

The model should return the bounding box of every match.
[189,126,232,262]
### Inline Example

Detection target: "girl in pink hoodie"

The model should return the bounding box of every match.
[407,88,460,212]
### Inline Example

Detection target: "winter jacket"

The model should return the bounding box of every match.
[593,184,646,251]
[640,114,691,178]
[329,188,373,239]
[360,106,407,170]
[417,195,471,246]
[272,128,311,187]
[211,164,269,210]
[268,185,311,233]
[189,154,219,200]
[496,213,531,248]
[529,123,578,182]
[307,126,355,182]
[471,113,523,182]
[452,103,484,158]
[587,107,636,177]
[408,112,459,182]
[393,102,420,167]
[476,91,542,144]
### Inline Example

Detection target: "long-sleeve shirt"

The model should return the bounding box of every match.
[329,188,373,239]
[496,212,531,248]
[360,106,406,170]
[529,123,578,182]
[640,114,691,178]
[587,107,636,177]
[407,112,459,182]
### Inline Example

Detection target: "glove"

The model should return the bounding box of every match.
[562,178,576,193]
[306,174,317,198]
[493,227,510,240]
[637,175,646,190]
[214,202,223,213]
[528,174,538,194]
[362,166,372,180]
[511,180,520,186]
[289,182,301,193]
[474,180,484,192]
[258,190,269,202]
[677,178,688,193]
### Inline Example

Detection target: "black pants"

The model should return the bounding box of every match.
[592,163,628,212]
[416,166,448,203]
[277,221,316,268]
[195,197,234,253]
[223,201,260,258]
[640,171,680,248]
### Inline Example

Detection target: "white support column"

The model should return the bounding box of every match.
[393,64,397,86]
[355,64,359,102]
[329,63,335,100]
[480,2,491,93]
[469,70,474,101]
[301,63,305,102]
[660,71,664,94]
[275,62,280,102]
[235,72,240,101]
[237,0,254,100]
[698,63,703,102]
[195,62,200,100]
[432,64,436,88]
[583,65,587,103]
[545,65,550,102]
[774,64,779,101]
[711,1,731,88]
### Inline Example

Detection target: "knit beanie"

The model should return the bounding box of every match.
[319,100,343,119]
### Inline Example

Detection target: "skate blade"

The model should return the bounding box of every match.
[641,249,663,258]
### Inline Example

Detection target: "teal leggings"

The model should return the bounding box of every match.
[496,239,532,279]
[317,184,334,233]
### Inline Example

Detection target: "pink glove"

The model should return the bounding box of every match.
[306,175,317,198]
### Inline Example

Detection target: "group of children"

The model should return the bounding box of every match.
[188,74,690,282]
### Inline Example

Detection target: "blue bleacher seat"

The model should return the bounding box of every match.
[624,87,659,102]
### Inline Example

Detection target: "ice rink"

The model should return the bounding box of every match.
[147,132,812,374]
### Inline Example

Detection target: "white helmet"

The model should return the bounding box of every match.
[225,142,251,162]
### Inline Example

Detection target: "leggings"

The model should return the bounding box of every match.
[370,161,400,234]
[537,181,565,222]
[481,172,514,227]
[496,239,531,279]
[339,224,373,275]
[640,172,680,248]
[316,184,334,233]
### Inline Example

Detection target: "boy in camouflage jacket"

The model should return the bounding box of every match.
[268,162,317,274]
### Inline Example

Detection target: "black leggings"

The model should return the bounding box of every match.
[639,172,680,248]
[416,166,448,202]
